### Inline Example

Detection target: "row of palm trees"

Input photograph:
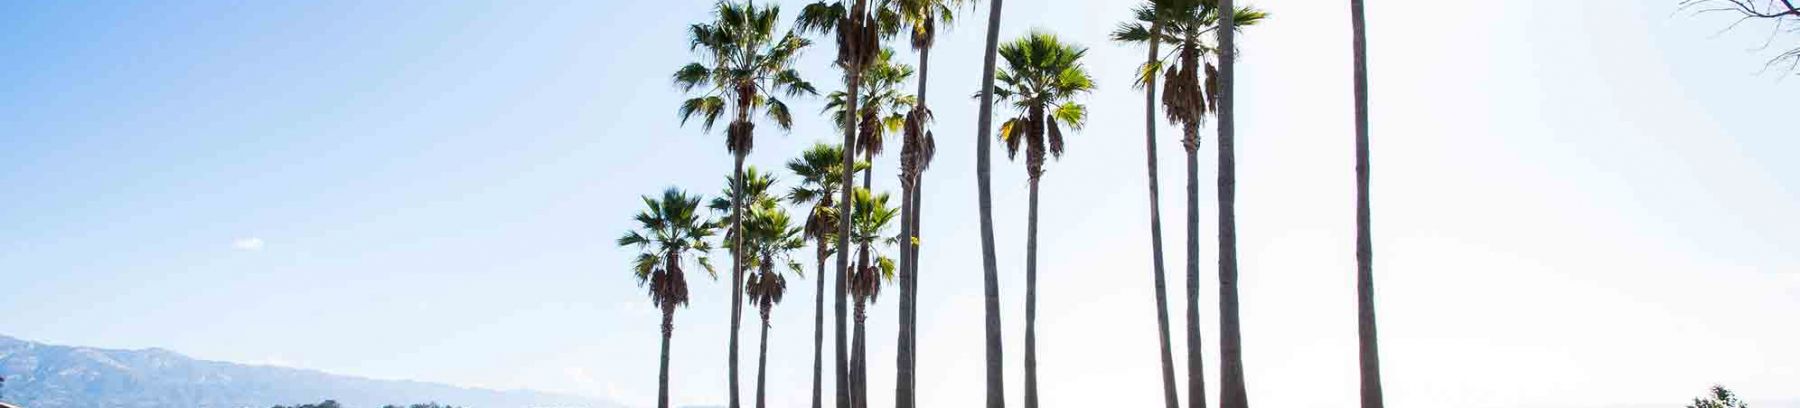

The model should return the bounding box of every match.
[620,0,1386,407]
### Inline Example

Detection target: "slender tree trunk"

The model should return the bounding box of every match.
[659,306,674,408]
[813,244,828,408]
[730,152,746,408]
[907,168,924,395]
[757,307,771,408]
[835,38,864,408]
[909,42,932,399]
[1023,175,1042,408]
[1142,25,1181,408]
[853,296,869,408]
[1351,1,1384,407]
[1184,112,1207,408]
[974,0,1007,406]
[895,177,916,408]
[1215,2,1248,407]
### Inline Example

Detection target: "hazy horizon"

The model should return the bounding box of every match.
[2,1,1795,408]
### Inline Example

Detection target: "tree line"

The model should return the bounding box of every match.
[618,1,1379,408]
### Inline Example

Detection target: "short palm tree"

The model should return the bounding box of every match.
[971,0,1007,406]
[785,143,866,408]
[891,3,967,405]
[992,31,1095,408]
[740,198,805,408]
[674,3,816,406]
[795,4,891,406]
[618,188,717,408]
[1112,3,1264,407]
[846,187,897,408]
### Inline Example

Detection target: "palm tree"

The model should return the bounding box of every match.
[795,3,889,406]
[824,47,916,194]
[711,167,781,230]
[992,31,1095,408]
[618,188,717,408]
[674,3,816,407]
[1112,3,1264,407]
[786,143,867,408]
[1212,0,1251,406]
[847,187,897,408]
[1110,2,1178,406]
[891,3,966,405]
[971,0,1007,406]
[741,199,805,408]
[1350,1,1383,407]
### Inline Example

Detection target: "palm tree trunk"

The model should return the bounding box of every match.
[906,42,931,403]
[1143,25,1181,408]
[1215,1,1248,407]
[835,36,864,408]
[730,152,746,408]
[907,171,924,394]
[659,306,674,408]
[1023,175,1041,408]
[974,0,1007,406]
[1181,33,1209,408]
[1184,119,1207,408]
[895,179,916,408]
[757,307,771,408]
[1351,1,1384,407]
[853,297,869,408]
[813,244,828,408]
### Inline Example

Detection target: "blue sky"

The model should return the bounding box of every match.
[2,1,1797,407]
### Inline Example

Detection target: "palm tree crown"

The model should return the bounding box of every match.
[743,199,805,299]
[676,1,819,154]
[618,188,717,311]
[848,187,898,302]
[1110,0,1266,131]
[994,31,1096,179]
[825,48,916,162]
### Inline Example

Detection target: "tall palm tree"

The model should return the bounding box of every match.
[1110,2,1177,406]
[1350,1,1383,407]
[971,0,1006,406]
[786,143,867,408]
[795,3,889,406]
[891,3,967,405]
[1113,4,1264,407]
[618,188,717,408]
[741,199,805,408]
[674,3,816,407]
[848,187,898,408]
[1213,0,1251,406]
[992,31,1095,408]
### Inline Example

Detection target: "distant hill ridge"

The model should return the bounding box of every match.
[0,334,617,408]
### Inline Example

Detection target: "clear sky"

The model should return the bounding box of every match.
[2,1,1796,407]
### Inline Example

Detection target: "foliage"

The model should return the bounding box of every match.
[1110,0,1265,127]
[824,48,917,159]
[1688,385,1751,408]
[675,1,819,155]
[618,188,718,311]
[849,187,899,302]
[270,401,460,408]
[992,31,1096,178]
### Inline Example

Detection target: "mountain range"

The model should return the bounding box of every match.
[0,335,619,408]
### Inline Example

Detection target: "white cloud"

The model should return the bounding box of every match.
[232,237,265,251]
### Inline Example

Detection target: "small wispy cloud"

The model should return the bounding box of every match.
[232,237,265,251]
